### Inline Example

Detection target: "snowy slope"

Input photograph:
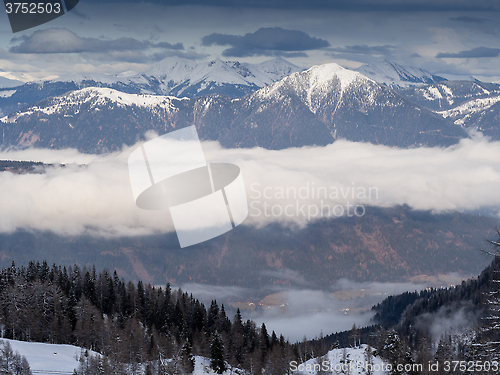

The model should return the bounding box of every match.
[397,81,500,111]
[191,357,246,375]
[292,345,389,375]
[437,95,500,125]
[141,56,300,87]
[356,60,446,89]
[1,338,96,375]
[35,57,301,99]
[1,339,244,375]
[138,56,301,97]
[253,62,377,113]
[0,87,185,122]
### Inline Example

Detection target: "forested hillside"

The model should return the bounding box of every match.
[0,261,296,374]
[311,251,500,374]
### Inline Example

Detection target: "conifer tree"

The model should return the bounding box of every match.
[210,331,226,374]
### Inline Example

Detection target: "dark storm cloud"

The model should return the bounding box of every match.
[9,28,183,54]
[437,46,500,58]
[79,0,500,12]
[82,0,500,11]
[328,44,396,55]
[201,27,329,57]
[449,16,488,24]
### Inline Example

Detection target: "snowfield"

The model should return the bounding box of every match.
[0,339,241,375]
[0,339,389,375]
[1,338,93,375]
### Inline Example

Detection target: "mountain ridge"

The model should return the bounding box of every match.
[0,62,467,152]
[356,60,447,89]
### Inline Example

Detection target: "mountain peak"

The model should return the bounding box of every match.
[303,63,363,93]
[253,62,369,113]
[142,56,198,80]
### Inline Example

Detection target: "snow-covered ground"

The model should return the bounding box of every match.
[1,339,388,375]
[1,338,92,375]
[1,338,243,375]
[292,345,389,375]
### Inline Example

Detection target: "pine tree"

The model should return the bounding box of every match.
[381,330,406,375]
[210,331,226,374]
[479,238,500,363]
[180,340,195,374]
[349,323,360,347]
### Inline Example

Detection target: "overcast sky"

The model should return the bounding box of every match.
[1,0,500,81]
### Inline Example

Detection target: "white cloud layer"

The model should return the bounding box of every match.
[0,132,499,237]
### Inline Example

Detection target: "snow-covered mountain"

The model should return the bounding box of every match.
[0,57,300,118]
[45,56,302,98]
[0,62,467,152]
[239,62,463,147]
[133,56,302,97]
[356,60,447,89]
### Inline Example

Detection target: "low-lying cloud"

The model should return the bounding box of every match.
[0,132,500,237]
[179,276,468,342]
[416,302,479,348]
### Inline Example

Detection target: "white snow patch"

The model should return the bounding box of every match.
[0,90,16,98]
[424,86,443,100]
[438,95,500,122]
[441,84,453,97]
[1,338,98,375]
[190,356,246,375]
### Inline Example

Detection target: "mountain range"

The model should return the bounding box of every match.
[0,62,468,152]
[0,57,300,117]
[1,59,494,152]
